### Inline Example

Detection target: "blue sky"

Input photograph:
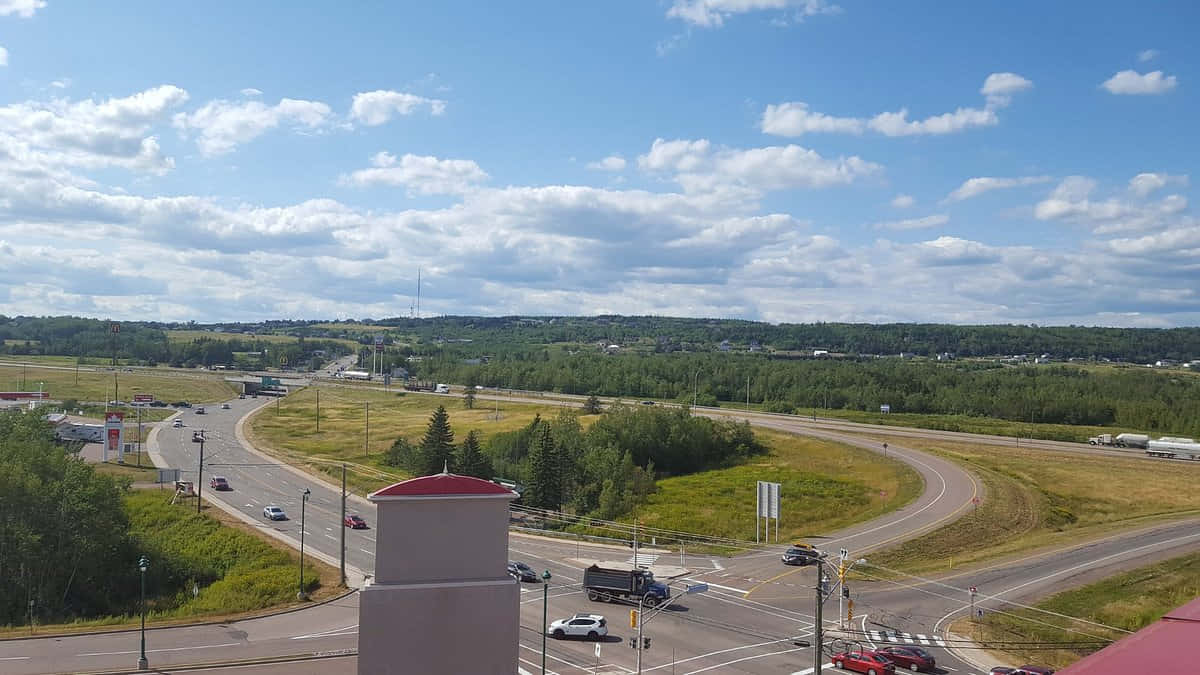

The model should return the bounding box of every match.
[0,0,1196,326]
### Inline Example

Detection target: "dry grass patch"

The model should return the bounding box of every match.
[866,435,1200,574]
[0,362,237,404]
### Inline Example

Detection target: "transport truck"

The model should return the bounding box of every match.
[1146,437,1200,460]
[1087,433,1150,448]
[582,565,670,607]
[434,383,451,394]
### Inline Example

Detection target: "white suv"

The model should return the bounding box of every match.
[547,614,607,640]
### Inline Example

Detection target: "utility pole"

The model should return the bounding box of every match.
[636,595,645,674]
[315,388,320,432]
[364,402,370,457]
[814,558,827,675]
[746,375,750,409]
[114,371,119,407]
[136,405,142,467]
[340,464,347,587]
[196,432,205,514]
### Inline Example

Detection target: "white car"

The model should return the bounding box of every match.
[221,403,231,409]
[263,506,287,521]
[547,614,607,640]
[172,419,184,428]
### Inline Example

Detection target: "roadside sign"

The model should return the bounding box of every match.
[594,643,601,659]
[133,394,154,404]
[969,586,977,595]
[157,468,180,484]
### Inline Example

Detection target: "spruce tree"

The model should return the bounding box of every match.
[525,422,561,510]
[463,387,476,409]
[420,405,455,474]
[456,430,492,479]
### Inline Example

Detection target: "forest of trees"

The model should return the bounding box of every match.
[385,404,766,520]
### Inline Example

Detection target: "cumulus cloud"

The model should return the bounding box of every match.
[1138,49,1159,63]
[0,46,7,67]
[891,194,914,208]
[1101,70,1178,95]
[667,0,839,28]
[872,214,948,231]
[944,175,1052,202]
[340,151,489,195]
[1036,175,1189,234]
[349,90,446,126]
[763,72,1030,138]
[240,88,263,97]
[587,155,627,171]
[0,85,188,174]
[172,97,332,156]
[0,0,45,18]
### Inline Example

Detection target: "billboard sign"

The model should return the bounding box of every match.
[374,337,384,352]
[133,394,154,404]
[104,412,125,463]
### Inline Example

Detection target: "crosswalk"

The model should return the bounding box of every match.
[627,553,659,566]
[867,630,947,647]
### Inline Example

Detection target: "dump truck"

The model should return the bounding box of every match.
[582,565,670,607]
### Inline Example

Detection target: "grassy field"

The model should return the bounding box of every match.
[92,453,160,481]
[639,428,923,542]
[0,489,338,636]
[865,435,1200,574]
[955,551,1200,669]
[248,387,922,541]
[167,329,360,349]
[0,362,237,405]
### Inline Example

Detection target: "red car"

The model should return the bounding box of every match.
[876,646,935,672]
[343,514,368,529]
[831,650,896,675]
[209,476,231,491]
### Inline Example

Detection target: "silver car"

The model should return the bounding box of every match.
[547,614,607,640]
[263,506,287,521]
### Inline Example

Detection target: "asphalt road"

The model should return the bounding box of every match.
[3,383,1198,674]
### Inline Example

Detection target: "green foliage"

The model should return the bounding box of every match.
[383,437,421,472]
[455,431,491,479]
[418,405,455,475]
[0,410,132,625]
[462,387,476,409]
[524,424,561,510]
[582,394,602,414]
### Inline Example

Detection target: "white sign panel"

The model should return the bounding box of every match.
[756,480,780,518]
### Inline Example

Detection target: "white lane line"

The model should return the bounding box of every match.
[359,548,372,554]
[643,634,811,672]
[79,641,240,657]
[291,624,358,640]
[0,656,31,661]
[916,633,931,645]
[362,535,376,542]
[710,558,724,571]
[685,580,747,594]
[684,646,808,674]
[324,534,337,540]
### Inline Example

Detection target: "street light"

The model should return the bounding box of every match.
[541,569,551,674]
[297,488,311,600]
[137,555,149,670]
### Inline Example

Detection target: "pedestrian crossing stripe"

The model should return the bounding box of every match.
[628,553,659,566]
[868,631,946,648]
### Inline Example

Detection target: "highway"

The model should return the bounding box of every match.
[2,381,1198,673]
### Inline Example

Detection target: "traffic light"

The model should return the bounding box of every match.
[842,586,850,598]
[630,609,638,628]
[642,636,651,650]
[629,637,637,649]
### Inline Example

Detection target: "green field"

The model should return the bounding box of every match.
[248,387,921,541]
[0,362,237,405]
[167,329,360,349]
[958,551,1200,669]
[865,436,1200,574]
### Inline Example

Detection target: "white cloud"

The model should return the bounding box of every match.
[638,138,713,172]
[1129,172,1187,197]
[760,102,864,136]
[0,85,188,174]
[1101,70,1178,95]
[764,72,1030,138]
[240,88,263,97]
[980,72,1033,107]
[49,79,71,89]
[1035,175,1189,234]
[944,175,1052,202]
[0,0,45,18]
[340,151,489,195]
[872,213,949,231]
[0,46,7,67]
[1138,49,1159,63]
[587,155,627,171]
[348,90,446,126]
[891,194,914,208]
[667,0,839,28]
[172,97,332,156]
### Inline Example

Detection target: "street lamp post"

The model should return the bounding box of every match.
[541,570,551,674]
[298,488,311,600]
[692,368,700,408]
[137,555,149,670]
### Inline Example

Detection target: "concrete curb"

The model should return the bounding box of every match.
[66,649,356,675]
[510,529,672,554]
[946,629,996,672]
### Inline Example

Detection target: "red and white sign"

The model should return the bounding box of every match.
[0,392,50,400]
[104,411,124,462]
[133,394,154,403]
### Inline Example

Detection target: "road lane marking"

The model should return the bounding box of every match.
[642,634,812,673]
[79,641,240,656]
[0,656,31,661]
[790,665,834,675]
[710,558,724,571]
[359,548,372,554]
[291,624,358,640]
[681,579,746,594]
[684,646,808,674]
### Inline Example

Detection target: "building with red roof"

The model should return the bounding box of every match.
[1058,595,1200,674]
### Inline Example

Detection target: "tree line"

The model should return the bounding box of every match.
[384,403,767,520]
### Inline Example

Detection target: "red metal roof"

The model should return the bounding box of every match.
[370,473,514,498]
[1058,596,1200,675]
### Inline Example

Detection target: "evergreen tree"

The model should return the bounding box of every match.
[419,405,455,475]
[524,422,561,510]
[463,387,476,409]
[455,430,492,479]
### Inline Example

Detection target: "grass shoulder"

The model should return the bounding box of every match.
[864,436,1200,575]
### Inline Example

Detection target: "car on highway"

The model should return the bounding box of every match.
[173,419,184,428]
[263,506,287,521]
[150,400,168,407]
[876,645,935,672]
[507,561,537,582]
[221,402,231,409]
[547,614,607,640]
[989,667,1054,675]
[238,394,245,399]
[195,406,206,414]
[831,649,896,674]
[209,476,231,491]
[108,400,127,406]
[640,400,655,405]
[171,401,191,408]
[782,543,821,566]
[343,514,368,529]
